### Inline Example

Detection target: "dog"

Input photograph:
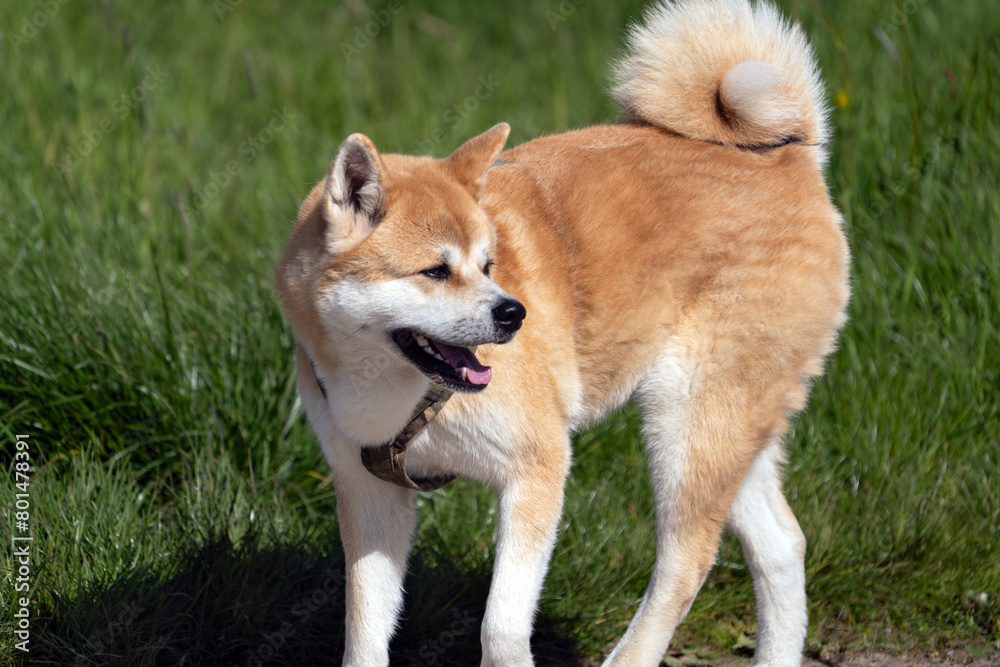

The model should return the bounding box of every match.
[275,0,849,664]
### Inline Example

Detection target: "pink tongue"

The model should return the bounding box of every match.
[432,341,492,385]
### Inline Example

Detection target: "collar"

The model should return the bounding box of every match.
[308,357,456,492]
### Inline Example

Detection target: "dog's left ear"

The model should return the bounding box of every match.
[446,122,510,198]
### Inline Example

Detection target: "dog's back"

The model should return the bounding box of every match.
[487,125,847,426]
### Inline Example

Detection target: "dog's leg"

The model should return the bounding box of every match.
[727,442,807,666]
[480,443,570,667]
[335,472,417,667]
[604,350,758,667]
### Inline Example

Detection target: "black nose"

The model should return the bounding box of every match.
[492,298,526,335]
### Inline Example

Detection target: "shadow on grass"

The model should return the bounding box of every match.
[27,524,588,667]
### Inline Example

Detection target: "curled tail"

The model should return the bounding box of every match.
[612,0,829,159]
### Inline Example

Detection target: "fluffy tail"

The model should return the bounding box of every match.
[612,0,829,158]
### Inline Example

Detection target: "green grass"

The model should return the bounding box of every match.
[2,0,998,664]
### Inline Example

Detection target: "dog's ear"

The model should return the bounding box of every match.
[446,122,510,198]
[323,133,386,253]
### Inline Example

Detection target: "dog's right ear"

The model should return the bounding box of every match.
[446,122,510,199]
[322,133,386,254]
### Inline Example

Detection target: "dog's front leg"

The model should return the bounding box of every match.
[480,448,569,667]
[334,472,417,667]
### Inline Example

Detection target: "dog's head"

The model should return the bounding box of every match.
[277,123,524,395]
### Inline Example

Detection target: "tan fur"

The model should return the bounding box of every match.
[485,123,846,418]
[276,2,848,664]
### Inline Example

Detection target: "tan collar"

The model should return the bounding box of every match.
[308,357,456,491]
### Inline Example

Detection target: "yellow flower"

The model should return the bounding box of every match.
[835,90,850,109]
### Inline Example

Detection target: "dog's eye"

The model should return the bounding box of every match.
[483,261,495,277]
[422,265,450,280]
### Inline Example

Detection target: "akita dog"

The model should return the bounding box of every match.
[276,0,849,665]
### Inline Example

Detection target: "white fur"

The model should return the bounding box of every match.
[296,347,418,667]
[604,345,697,666]
[308,332,428,446]
[405,402,524,487]
[727,442,808,666]
[337,477,416,667]
[720,60,800,130]
[480,477,566,667]
[612,0,829,157]
[324,273,509,350]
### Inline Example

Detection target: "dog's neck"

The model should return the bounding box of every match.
[358,382,456,491]
[309,334,430,445]
[307,349,456,491]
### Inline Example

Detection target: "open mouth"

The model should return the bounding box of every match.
[392,330,492,392]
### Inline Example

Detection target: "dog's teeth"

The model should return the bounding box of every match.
[421,344,435,355]
[415,334,429,346]
[459,367,468,381]
[433,353,444,361]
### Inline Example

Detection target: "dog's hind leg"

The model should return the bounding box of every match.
[480,435,571,667]
[602,348,724,666]
[603,346,777,667]
[334,471,418,667]
[727,441,807,666]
